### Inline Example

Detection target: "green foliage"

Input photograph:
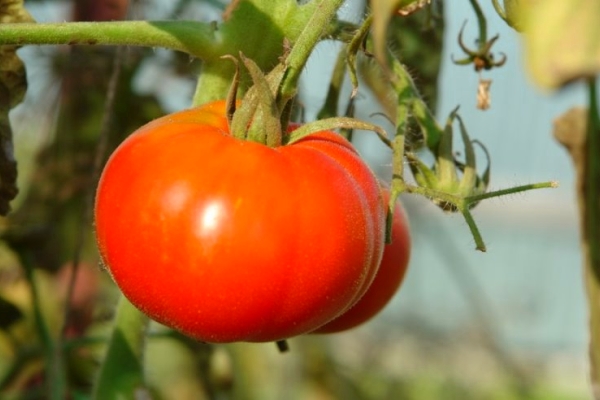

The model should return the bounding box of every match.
[0,0,592,398]
[93,297,149,400]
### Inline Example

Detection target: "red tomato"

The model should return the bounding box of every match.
[313,189,411,333]
[94,101,385,343]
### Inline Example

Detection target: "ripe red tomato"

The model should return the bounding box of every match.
[94,101,385,343]
[313,189,411,333]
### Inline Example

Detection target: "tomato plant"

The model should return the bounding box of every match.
[94,100,386,343]
[314,188,411,333]
[0,0,577,398]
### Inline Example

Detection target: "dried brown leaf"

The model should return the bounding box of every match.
[0,0,34,214]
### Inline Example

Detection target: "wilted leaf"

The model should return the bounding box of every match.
[370,0,430,70]
[554,105,600,397]
[522,0,600,89]
[0,0,34,215]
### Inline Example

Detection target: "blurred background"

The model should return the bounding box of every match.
[1,0,589,399]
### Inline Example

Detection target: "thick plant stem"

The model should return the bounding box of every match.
[585,78,600,399]
[193,62,237,106]
[93,295,150,400]
[0,21,218,59]
[280,0,345,99]
[587,80,600,284]
[194,0,344,106]
[555,81,600,399]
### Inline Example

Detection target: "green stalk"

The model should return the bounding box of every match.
[465,181,558,203]
[92,295,150,400]
[468,0,487,46]
[404,184,463,209]
[389,102,409,243]
[587,79,600,279]
[286,117,391,147]
[0,21,219,59]
[460,206,486,252]
[585,78,600,397]
[391,59,443,149]
[280,0,345,99]
[392,107,408,181]
[347,14,373,96]
[192,62,237,106]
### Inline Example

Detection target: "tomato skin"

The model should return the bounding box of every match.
[313,189,411,333]
[94,101,385,343]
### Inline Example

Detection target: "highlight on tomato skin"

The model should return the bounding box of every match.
[312,189,411,334]
[93,100,387,343]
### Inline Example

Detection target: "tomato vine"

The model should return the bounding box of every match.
[1,0,590,398]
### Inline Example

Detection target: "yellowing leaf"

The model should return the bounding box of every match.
[522,0,600,89]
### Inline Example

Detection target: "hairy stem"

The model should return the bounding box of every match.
[466,181,558,203]
[280,0,345,99]
[460,206,486,252]
[0,21,218,59]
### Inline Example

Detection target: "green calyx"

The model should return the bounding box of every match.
[408,107,490,212]
[226,53,390,149]
[399,106,556,251]
[226,54,287,147]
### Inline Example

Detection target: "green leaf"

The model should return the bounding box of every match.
[93,296,150,400]
[0,0,33,215]
[522,0,600,89]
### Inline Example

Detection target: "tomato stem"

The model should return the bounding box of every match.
[391,58,444,150]
[347,14,373,97]
[405,180,557,251]
[460,207,486,252]
[279,0,345,100]
[464,181,558,203]
[287,117,391,147]
[0,21,219,59]
[584,76,600,400]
